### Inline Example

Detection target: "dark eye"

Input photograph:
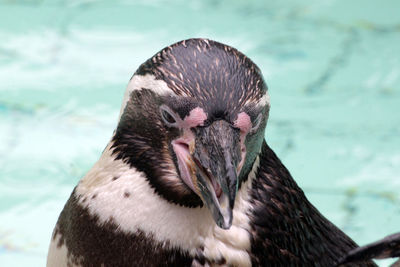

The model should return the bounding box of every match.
[160,105,178,127]
[250,114,262,133]
[162,109,176,123]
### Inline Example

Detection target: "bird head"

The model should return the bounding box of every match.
[112,38,270,229]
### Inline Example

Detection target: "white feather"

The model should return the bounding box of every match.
[75,142,259,266]
[47,233,69,267]
[119,74,174,120]
[259,91,271,108]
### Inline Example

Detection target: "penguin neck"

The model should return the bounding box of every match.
[257,141,328,223]
[251,141,358,258]
[75,141,259,266]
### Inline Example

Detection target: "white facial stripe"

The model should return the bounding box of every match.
[47,233,69,267]
[75,141,259,266]
[257,91,271,108]
[119,74,174,120]
[244,91,270,109]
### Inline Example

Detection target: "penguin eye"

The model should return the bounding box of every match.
[160,105,178,127]
[162,110,176,123]
[250,114,262,133]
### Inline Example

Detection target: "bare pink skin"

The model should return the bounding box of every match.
[234,112,252,134]
[172,136,196,191]
[172,108,253,193]
[234,112,252,173]
[182,107,207,128]
[172,107,207,192]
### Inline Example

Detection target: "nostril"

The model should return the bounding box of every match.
[215,183,222,198]
[173,139,190,153]
[178,141,189,150]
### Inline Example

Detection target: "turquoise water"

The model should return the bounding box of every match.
[0,0,399,266]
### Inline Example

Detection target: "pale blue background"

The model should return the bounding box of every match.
[0,0,399,266]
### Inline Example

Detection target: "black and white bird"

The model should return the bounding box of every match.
[47,38,396,266]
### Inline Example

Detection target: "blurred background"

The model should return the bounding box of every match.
[0,0,399,266]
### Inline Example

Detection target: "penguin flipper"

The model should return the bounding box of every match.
[337,232,400,266]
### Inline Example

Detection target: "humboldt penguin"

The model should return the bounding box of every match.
[47,38,384,266]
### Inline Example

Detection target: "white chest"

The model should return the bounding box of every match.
[74,148,257,266]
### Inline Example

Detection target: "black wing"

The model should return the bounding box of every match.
[337,232,400,266]
[248,141,377,266]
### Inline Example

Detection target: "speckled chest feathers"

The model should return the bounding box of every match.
[47,38,377,267]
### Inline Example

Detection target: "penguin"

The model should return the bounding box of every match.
[47,38,382,266]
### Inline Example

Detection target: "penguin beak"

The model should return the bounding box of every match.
[191,120,242,229]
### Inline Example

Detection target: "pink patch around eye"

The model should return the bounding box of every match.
[234,112,252,133]
[183,107,207,128]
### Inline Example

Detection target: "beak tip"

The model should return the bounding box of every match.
[216,203,233,230]
[219,218,232,230]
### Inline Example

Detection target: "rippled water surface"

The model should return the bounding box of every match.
[0,0,399,266]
